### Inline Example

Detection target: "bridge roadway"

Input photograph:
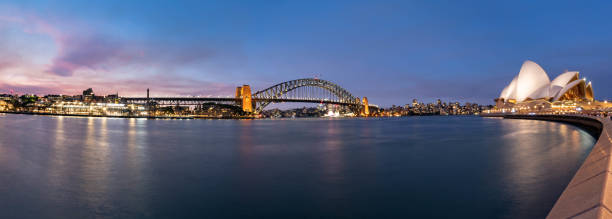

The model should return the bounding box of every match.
[482,113,612,219]
[122,97,364,106]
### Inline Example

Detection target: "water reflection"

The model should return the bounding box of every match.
[126,118,147,171]
[238,119,253,163]
[0,115,597,219]
[124,118,149,215]
[321,120,345,184]
[0,116,11,166]
[48,116,68,190]
[499,119,595,218]
[80,117,111,214]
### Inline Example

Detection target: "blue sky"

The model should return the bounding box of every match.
[1,0,611,106]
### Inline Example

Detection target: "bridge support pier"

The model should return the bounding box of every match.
[362,97,369,116]
[235,86,242,105]
[241,85,253,113]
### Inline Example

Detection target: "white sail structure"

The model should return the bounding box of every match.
[514,61,550,102]
[498,61,594,103]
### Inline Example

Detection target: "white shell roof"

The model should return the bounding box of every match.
[515,61,550,101]
[552,79,585,101]
[498,61,591,102]
[551,71,579,88]
[499,76,518,99]
[527,84,550,100]
[549,71,578,99]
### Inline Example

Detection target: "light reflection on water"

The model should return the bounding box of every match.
[0,115,596,218]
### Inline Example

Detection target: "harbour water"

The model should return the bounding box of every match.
[0,114,596,218]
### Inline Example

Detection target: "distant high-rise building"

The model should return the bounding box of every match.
[83,88,94,102]
[83,88,94,96]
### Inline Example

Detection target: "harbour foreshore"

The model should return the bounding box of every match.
[482,113,612,218]
[0,111,255,119]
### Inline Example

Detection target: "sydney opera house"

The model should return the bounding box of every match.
[495,60,600,111]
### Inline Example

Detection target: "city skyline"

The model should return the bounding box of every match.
[2,1,612,106]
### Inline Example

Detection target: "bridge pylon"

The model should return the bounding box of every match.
[236,86,243,105]
[241,85,253,113]
[362,97,369,116]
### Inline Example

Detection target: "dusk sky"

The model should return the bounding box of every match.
[1,0,611,106]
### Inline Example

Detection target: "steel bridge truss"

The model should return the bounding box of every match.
[252,78,360,113]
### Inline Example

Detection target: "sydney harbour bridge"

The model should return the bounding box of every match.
[123,78,377,115]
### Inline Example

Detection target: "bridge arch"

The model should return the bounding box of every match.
[252,78,360,113]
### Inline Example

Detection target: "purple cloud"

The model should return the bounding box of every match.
[0,13,238,97]
[45,33,218,77]
[0,83,64,95]
[47,35,128,76]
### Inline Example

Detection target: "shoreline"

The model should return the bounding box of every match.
[0,111,255,120]
[0,110,482,120]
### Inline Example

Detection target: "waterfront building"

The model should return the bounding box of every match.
[0,99,10,111]
[105,93,120,103]
[44,95,63,102]
[495,61,596,109]
[389,100,488,116]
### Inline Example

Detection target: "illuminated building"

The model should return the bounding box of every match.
[495,60,595,108]
[0,100,10,111]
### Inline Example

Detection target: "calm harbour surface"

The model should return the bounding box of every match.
[0,114,596,218]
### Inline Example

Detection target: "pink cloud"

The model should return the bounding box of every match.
[47,35,129,76]
[0,11,238,97]
[0,59,17,71]
[43,31,217,77]
[0,74,236,97]
[0,83,64,95]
